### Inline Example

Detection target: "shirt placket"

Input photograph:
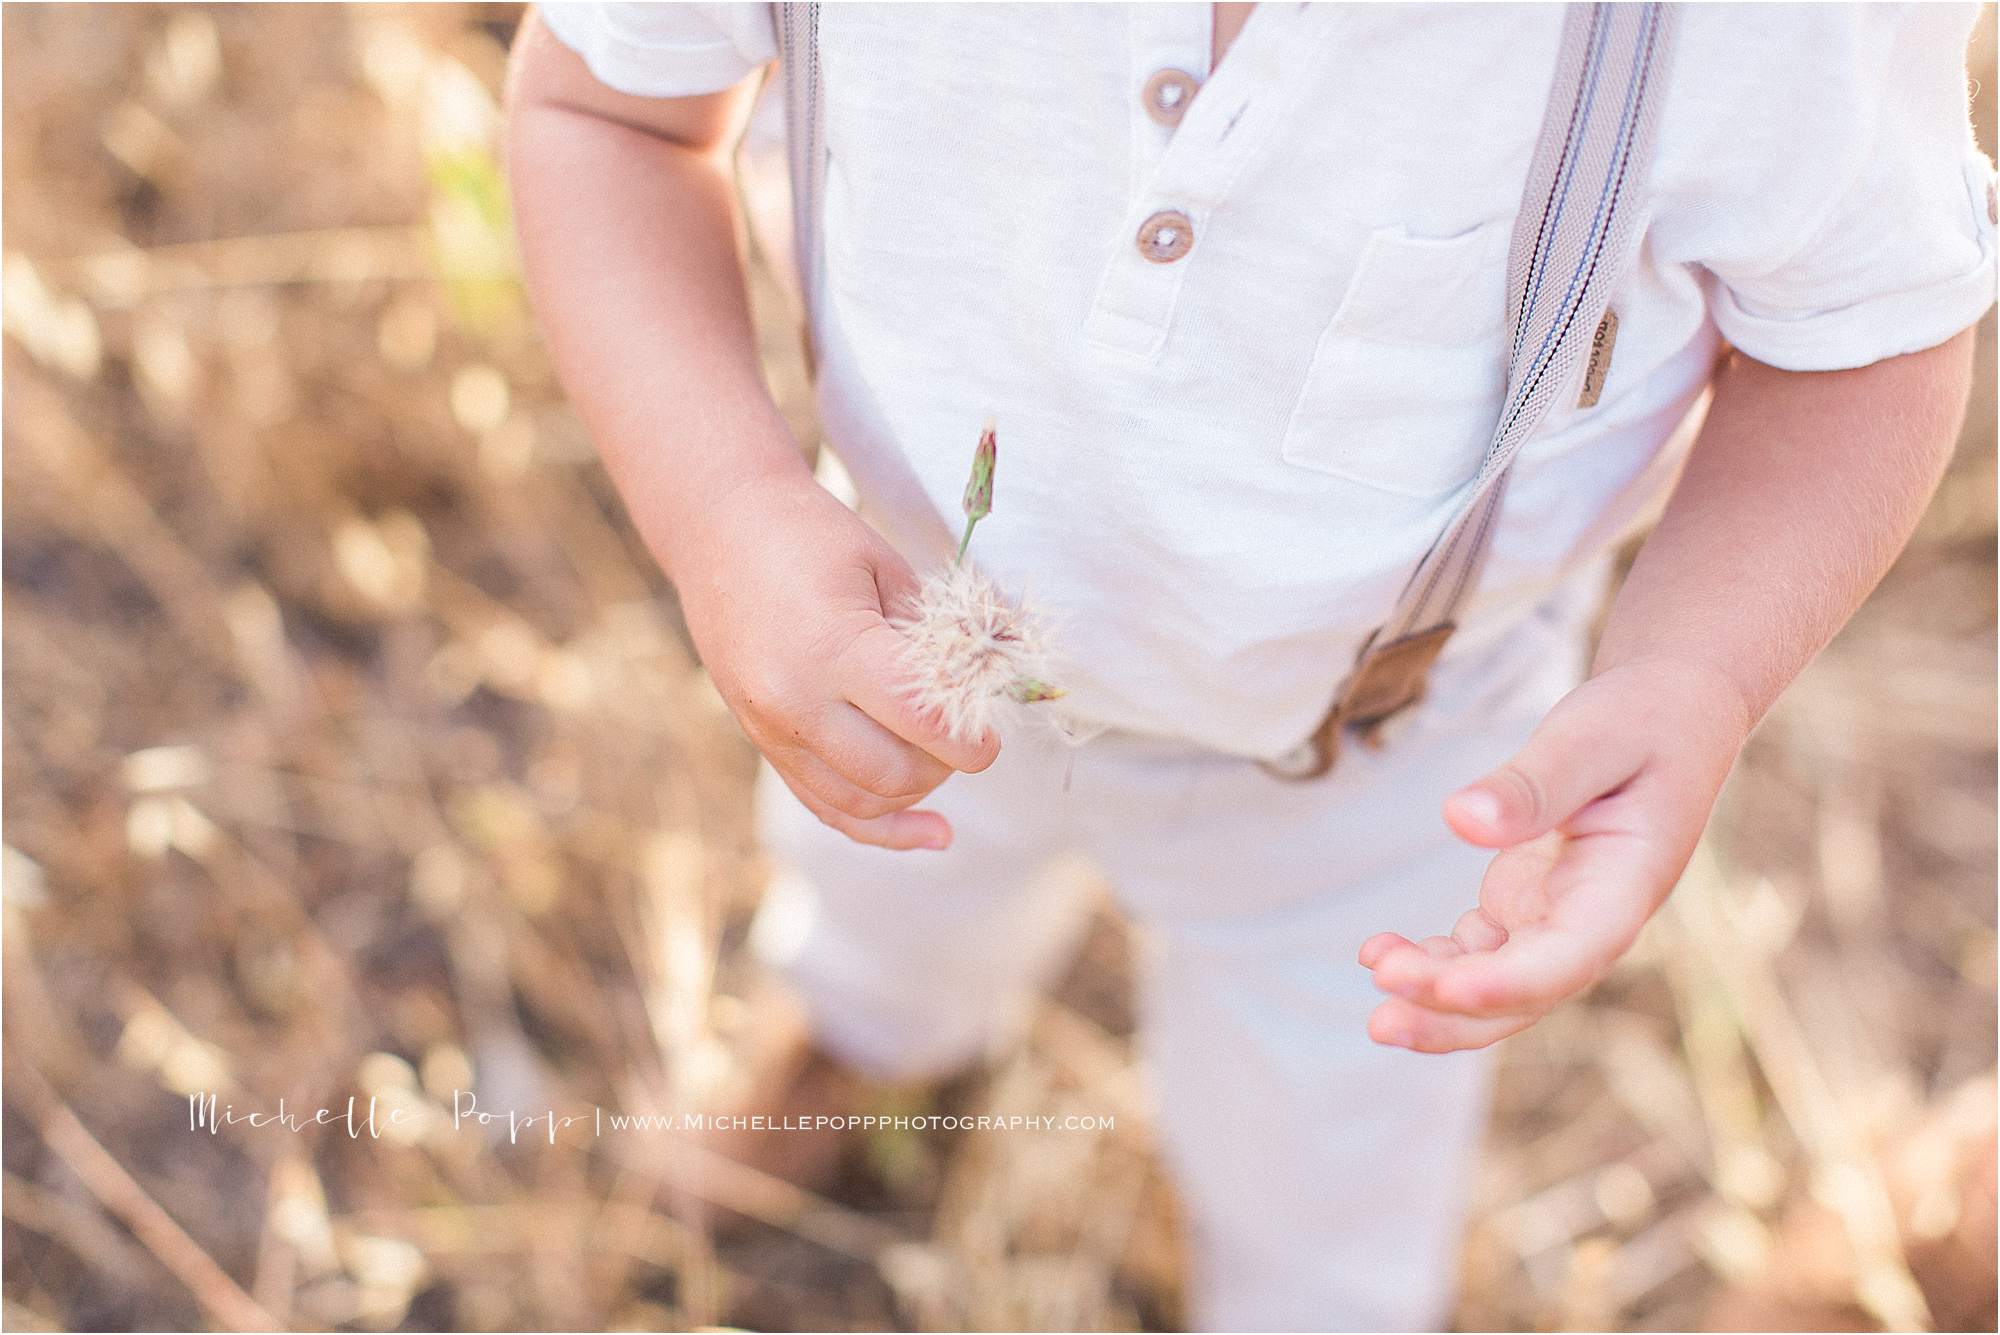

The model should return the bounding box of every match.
[1085,3,1324,362]
[1124,6,1210,182]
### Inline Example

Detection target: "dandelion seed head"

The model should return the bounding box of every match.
[894,562,1059,743]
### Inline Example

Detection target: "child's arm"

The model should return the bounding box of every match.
[505,13,994,852]
[1360,329,1976,1052]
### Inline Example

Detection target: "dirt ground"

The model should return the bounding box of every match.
[3,5,1995,1332]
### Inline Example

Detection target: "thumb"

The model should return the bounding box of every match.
[864,536,923,622]
[839,544,1002,775]
[1444,684,1647,848]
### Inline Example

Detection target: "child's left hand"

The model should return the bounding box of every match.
[1359,334,1975,1052]
[1357,657,1753,1053]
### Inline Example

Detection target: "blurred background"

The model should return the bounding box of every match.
[2,5,1995,1331]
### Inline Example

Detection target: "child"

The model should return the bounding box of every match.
[504,4,1995,1328]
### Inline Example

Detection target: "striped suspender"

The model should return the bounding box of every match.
[1284,3,1677,778]
[777,2,824,323]
[774,4,1678,778]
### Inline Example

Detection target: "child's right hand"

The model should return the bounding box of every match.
[669,468,999,851]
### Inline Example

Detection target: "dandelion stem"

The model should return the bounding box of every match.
[956,515,978,564]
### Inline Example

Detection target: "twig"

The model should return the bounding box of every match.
[602,1106,909,1262]
[6,1061,282,1332]
[1667,848,1931,1331]
[64,225,433,305]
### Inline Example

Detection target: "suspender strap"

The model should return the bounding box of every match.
[1282,2,1677,779]
[777,3,824,322]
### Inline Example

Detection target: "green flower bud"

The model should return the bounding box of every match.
[1006,678,1065,704]
[958,418,997,562]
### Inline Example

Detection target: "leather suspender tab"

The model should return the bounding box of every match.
[1294,622,1457,779]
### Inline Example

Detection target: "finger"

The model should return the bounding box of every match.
[1428,926,1596,1017]
[1431,829,1670,1016]
[1472,831,1566,928]
[1365,907,1507,996]
[1368,940,1445,1004]
[1357,932,1413,969]
[774,764,953,852]
[1443,692,1650,848]
[1451,907,1509,952]
[1360,922,1473,974]
[1368,996,1538,1053]
[804,702,954,801]
[1367,838,1560,1006]
[1379,935,1467,1003]
[779,747,924,821]
[838,622,1002,774]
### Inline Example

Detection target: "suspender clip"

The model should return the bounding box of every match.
[1266,622,1458,781]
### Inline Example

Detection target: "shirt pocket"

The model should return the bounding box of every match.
[1281,218,1512,498]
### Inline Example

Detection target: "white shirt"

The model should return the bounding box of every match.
[540,2,1998,761]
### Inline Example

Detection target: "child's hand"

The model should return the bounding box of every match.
[673,469,999,852]
[1358,658,1753,1052]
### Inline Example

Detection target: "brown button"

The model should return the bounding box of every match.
[1143,68,1200,127]
[1136,209,1194,263]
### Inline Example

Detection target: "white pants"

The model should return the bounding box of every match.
[747,594,1592,1331]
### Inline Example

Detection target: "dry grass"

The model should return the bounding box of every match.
[2,6,1993,1331]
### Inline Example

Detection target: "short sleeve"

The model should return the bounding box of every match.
[1658,5,1998,371]
[537,3,777,98]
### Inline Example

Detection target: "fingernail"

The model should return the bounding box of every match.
[1453,788,1504,829]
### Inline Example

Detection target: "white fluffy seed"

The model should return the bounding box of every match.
[893,562,1060,743]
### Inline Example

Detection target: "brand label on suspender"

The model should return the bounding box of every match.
[1577,309,1619,408]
